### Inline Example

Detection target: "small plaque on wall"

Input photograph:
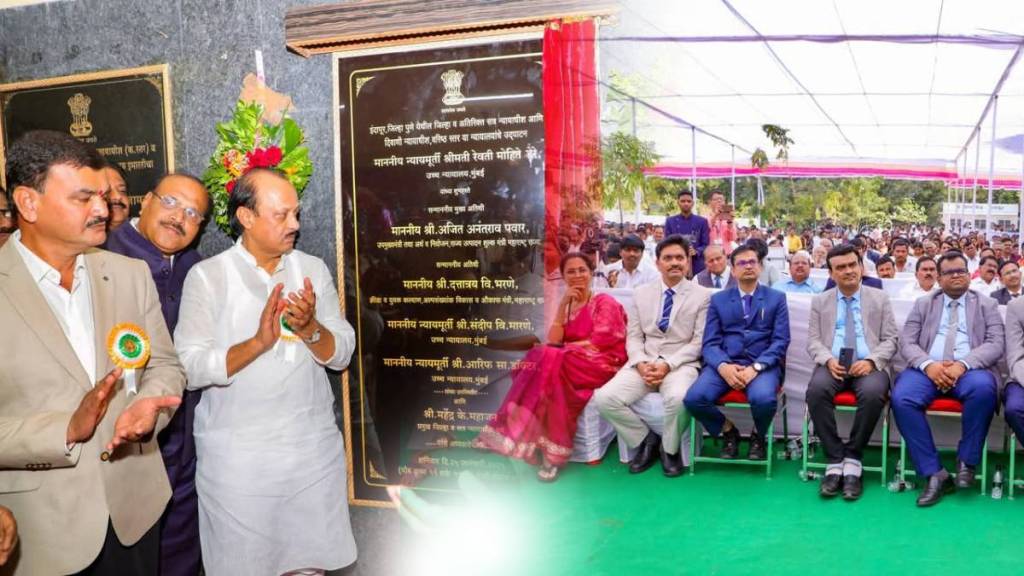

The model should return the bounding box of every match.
[0,64,174,215]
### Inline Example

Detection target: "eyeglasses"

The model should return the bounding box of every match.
[734,258,759,268]
[939,268,969,277]
[152,190,203,223]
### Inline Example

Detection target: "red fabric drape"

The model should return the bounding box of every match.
[543,18,602,278]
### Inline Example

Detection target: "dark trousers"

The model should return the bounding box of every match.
[1004,382,1024,442]
[892,368,997,477]
[806,365,889,464]
[685,365,781,436]
[158,389,202,576]
[73,519,159,576]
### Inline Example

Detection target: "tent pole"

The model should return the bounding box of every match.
[690,127,697,200]
[1015,125,1024,237]
[973,126,981,233]
[730,145,736,206]
[987,95,998,242]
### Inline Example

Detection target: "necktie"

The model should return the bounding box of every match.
[658,288,674,332]
[942,300,959,361]
[843,296,856,351]
[714,275,722,289]
[742,294,753,319]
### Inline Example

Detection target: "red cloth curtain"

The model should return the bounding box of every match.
[543,18,602,281]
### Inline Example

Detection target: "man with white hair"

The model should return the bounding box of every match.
[774,250,822,293]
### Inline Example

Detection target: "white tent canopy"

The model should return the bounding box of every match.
[600,0,1024,181]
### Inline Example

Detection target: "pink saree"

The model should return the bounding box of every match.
[476,293,627,467]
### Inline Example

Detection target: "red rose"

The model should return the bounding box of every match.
[246,148,266,168]
[226,180,237,195]
[265,146,283,166]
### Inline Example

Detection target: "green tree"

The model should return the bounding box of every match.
[891,197,928,225]
[601,131,660,225]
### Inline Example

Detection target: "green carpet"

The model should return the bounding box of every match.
[445,442,1024,576]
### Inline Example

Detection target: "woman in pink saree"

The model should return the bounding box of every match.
[474,253,627,482]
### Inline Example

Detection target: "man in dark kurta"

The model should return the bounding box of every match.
[664,189,710,275]
[104,173,209,576]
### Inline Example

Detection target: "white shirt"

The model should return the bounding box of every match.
[174,240,357,575]
[898,281,937,301]
[658,279,685,322]
[599,259,659,290]
[966,256,980,273]
[13,230,96,383]
[708,266,731,289]
[970,276,1002,297]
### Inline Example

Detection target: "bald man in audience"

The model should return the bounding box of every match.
[693,245,735,290]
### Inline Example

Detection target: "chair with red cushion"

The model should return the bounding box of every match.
[898,398,987,495]
[800,390,890,486]
[689,387,788,478]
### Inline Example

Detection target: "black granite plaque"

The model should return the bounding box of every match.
[0,66,173,215]
[337,40,545,505]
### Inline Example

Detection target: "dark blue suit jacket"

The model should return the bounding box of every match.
[702,284,791,370]
[823,276,882,291]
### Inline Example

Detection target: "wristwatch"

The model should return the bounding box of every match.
[752,362,764,373]
[302,327,322,344]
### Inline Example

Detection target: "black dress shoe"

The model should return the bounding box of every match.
[629,431,661,474]
[819,473,843,498]
[747,432,767,461]
[916,472,955,507]
[842,475,863,501]
[955,461,976,489]
[661,450,685,477]
[720,426,741,459]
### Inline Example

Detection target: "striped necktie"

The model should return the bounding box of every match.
[658,288,674,332]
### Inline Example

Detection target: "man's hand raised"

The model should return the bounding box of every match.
[106,395,182,453]
[254,283,285,353]
[67,368,122,445]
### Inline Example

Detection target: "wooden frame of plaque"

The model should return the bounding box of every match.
[0,64,174,215]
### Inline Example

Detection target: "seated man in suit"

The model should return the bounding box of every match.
[806,244,899,500]
[893,251,1003,507]
[989,259,1021,305]
[595,235,712,477]
[693,245,735,290]
[684,244,791,460]
[1002,293,1024,462]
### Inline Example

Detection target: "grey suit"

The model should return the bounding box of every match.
[594,278,711,455]
[805,286,899,465]
[694,268,736,290]
[892,289,1003,477]
[898,289,1004,377]
[1003,298,1024,448]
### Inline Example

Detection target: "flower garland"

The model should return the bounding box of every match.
[203,100,313,235]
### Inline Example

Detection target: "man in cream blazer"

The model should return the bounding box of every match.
[0,131,184,575]
[806,244,899,500]
[595,235,711,477]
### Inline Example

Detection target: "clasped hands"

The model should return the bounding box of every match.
[636,361,670,388]
[66,367,182,455]
[924,360,967,392]
[825,358,875,381]
[717,363,759,390]
[253,278,320,352]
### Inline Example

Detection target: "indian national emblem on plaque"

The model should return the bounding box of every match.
[67,92,94,138]
[440,69,465,106]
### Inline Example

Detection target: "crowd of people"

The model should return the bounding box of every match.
[0,131,356,576]
[476,187,1024,509]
